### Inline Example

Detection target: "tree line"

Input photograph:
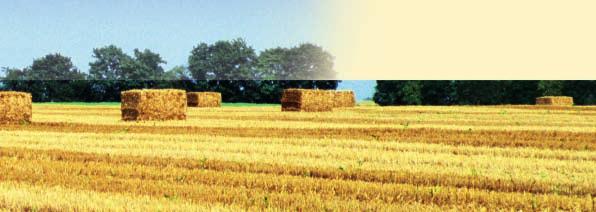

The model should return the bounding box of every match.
[374,81,596,106]
[0,38,338,103]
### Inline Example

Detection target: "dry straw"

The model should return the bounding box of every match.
[332,90,356,108]
[281,89,334,112]
[535,96,574,106]
[187,92,222,108]
[121,89,187,121]
[0,91,32,124]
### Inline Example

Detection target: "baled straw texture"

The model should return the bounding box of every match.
[332,90,356,108]
[0,91,32,124]
[187,92,222,107]
[535,96,574,106]
[281,89,334,112]
[121,89,187,121]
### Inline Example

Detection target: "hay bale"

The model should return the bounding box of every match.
[187,92,222,107]
[332,90,356,108]
[536,96,574,106]
[281,89,333,112]
[0,91,32,124]
[121,89,186,121]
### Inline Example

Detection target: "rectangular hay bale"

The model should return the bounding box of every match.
[187,92,222,107]
[0,91,32,124]
[281,89,333,112]
[121,89,187,121]
[332,90,356,108]
[535,96,574,106]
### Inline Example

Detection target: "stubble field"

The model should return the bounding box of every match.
[0,103,595,211]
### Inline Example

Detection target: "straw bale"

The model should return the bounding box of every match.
[535,96,574,106]
[121,89,186,121]
[187,92,222,107]
[332,90,356,108]
[281,89,333,112]
[0,91,32,124]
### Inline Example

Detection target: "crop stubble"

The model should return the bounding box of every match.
[0,104,595,211]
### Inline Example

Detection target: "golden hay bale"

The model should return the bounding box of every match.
[0,91,32,124]
[281,89,333,112]
[535,96,574,106]
[187,92,222,107]
[121,89,186,121]
[332,90,356,108]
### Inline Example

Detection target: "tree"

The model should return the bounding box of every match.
[160,66,202,91]
[126,49,166,80]
[257,47,289,80]
[373,81,422,106]
[28,53,85,81]
[188,39,338,102]
[255,44,338,103]
[163,66,192,81]
[563,81,596,105]
[538,81,564,96]
[421,81,456,105]
[3,53,87,102]
[454,81,506,105]
[258,44,336,80]
[31,54,87,102]
[188,38,258,80]
[88,46,167,101]
[89,45,132,80]
[287,44,336,79]
[1,67,29,92]
[118,48,168,90]
[88,45,133,101]
[90,46,166,81]
[502,81,539,104]
[400,81,423,105]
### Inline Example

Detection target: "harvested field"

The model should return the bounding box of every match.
[121,89,186,121]
[187,92,221,107]
[0,91,32,124]
[0,103,595,211]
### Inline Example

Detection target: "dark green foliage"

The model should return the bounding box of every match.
[374,80,596,106]
[1,54,87,102]
[373,81,398,106]
[257,44,335,80]
[87,45,169,101]
[9,40,594,106]
[538,81,564,96]
[420,81,457,105]
[374,81,422,106]
[188,38,258,80]
[1,38,339,103]
[502,81,540,104]
[563,81,596,105]
[454,81,507,105]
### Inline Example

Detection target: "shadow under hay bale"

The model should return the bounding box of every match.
[536,96,574,106]
[187,92,222,108]
[121,89,187,121]
[332,90,356,108]
[281,89,333,112]
[0,91,32,124]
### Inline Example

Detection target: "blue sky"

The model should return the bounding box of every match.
[0,0,331,70]
[338,81,376,101]
[0,0,375,99]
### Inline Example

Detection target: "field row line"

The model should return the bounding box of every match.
[0,150,594,211]
[2,122,595,150]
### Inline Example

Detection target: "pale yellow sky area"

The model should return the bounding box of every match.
[324,0,596,79]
